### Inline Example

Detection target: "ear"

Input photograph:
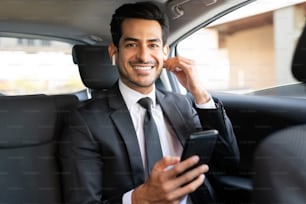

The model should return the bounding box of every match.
[108,43,117,66]
[163,45,170,60]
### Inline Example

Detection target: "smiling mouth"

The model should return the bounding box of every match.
[134,66,154,70]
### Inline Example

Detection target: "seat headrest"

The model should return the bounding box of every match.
[72,45,119,90]
[292,24,306,83]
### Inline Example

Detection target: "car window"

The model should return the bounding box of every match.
[0,37,84,95]
[176,1,305,94]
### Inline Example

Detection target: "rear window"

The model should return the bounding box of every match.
[0,37,84,95]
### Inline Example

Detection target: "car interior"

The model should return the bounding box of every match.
[211,22,306,203]
[251,21,306,203]
[0,0,305,203]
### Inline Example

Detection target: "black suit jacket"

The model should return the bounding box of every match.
[59,83,240,204]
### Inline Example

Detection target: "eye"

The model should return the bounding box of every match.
[149,43,160,49]
[125,43,137,48]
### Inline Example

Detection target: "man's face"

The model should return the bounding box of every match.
[115,18,168,94]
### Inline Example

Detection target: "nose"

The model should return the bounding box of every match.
[137,45,150,62]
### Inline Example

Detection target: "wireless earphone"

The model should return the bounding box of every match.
[112,55,116,66]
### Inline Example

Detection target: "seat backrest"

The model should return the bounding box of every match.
[52,94,80,138]
[0,94,78,203]
[252,124,306,203]
[0,95,60,203]
[72,44,119,98]
[292,24,306,83]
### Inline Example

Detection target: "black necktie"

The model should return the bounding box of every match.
[138,97,163,174]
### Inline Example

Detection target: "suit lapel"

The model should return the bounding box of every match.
[156,90,192,146]
[108,84,145,185]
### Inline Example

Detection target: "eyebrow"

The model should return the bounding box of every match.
[123,37,162,43]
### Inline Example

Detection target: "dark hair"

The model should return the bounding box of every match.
[110,1,169,48]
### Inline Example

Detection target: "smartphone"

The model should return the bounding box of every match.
[181,129,218,165]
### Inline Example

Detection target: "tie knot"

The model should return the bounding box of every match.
[138,97,153,111]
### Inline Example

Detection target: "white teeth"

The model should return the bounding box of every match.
[134,66,152,70]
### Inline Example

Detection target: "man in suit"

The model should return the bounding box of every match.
[59,1,240,204]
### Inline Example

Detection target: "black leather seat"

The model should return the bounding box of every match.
[253,124,306,203]
[0,94,78,203]
[292,24,306,84]
[0,95,60,203]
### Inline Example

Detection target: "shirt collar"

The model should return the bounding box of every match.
[118,79,156,111]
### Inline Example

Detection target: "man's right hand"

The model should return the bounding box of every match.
[132,155,209,204]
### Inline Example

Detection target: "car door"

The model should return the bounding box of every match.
[170,1,306,203]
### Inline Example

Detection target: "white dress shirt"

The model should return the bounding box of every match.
[119,79,216,204]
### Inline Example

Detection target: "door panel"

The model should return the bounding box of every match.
[211,92,306,203]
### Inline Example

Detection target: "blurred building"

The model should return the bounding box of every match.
[209,1,306,90]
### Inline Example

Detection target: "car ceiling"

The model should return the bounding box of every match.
[0,0,253,45]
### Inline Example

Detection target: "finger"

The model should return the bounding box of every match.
[175,164,208,187]
[164,57,194,71]
[153,156,180,172]
[165,174,205,201]
[182,173,205,192]
[165,155,201,178]
[165,56,193,66]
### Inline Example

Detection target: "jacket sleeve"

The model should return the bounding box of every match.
[194,97,240,172]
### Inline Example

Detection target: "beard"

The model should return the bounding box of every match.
[118,66,162,89]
